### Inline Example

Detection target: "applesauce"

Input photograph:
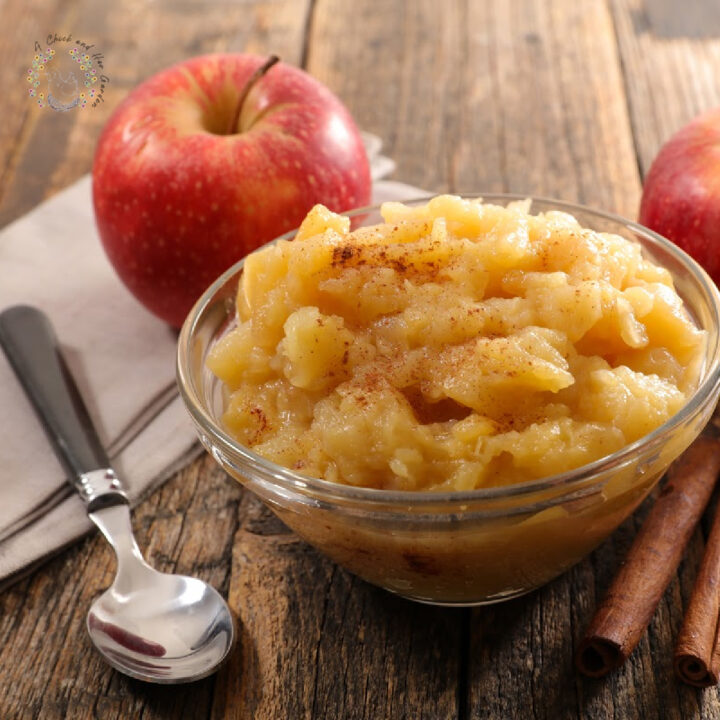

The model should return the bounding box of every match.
[207,195,705,492]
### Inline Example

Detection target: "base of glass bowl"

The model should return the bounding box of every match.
[390,584,536,607]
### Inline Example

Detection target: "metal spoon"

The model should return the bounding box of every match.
[0,305,235,683]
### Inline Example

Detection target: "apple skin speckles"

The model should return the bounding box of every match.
[92,52,371,328]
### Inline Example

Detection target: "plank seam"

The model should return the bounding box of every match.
[300,0,318,70]
[457,608,471,720]
[606,0,646,185]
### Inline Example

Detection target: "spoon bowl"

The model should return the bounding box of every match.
[86,503,235,683]
[88,576,233,681]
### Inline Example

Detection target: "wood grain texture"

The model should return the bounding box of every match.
[611,0,720,179]
[2,0,720,718]
[216,495,461,719]
[456,0,640,216]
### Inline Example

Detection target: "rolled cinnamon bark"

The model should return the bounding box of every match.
[576,434,720,678]
[674,497,720,687]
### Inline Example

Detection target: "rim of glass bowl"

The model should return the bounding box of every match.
[177,193,720,508]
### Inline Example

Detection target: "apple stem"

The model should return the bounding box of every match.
[226,54,280,135]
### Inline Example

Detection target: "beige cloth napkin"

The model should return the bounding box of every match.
[0,134,423,589]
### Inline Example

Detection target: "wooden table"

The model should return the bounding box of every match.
[2,1,720,717]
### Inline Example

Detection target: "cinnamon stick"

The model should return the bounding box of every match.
[675,497,720,687]
[576,434,720,678]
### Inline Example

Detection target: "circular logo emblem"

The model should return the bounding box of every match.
[27,45,100,111]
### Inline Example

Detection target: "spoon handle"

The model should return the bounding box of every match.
[0,305,128,511]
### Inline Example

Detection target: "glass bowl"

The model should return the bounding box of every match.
[177,195,720,606]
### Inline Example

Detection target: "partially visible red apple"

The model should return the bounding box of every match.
[639,107,720,286]
[92,53,371,328]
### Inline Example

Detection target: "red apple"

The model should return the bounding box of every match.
[639,107,720,286]
[92,53,371,328]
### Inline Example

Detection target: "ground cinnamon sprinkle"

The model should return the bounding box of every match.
[209,197,706,492]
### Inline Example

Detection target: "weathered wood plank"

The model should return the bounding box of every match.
[307,0,465,193]
[0,0,83,227]
[454,0,639,215]
[216,493,462,719]
[611,0,720,178]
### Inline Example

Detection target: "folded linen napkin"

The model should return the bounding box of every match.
[0,134,424,590]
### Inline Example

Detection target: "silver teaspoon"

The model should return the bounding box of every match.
[0,305,235,683]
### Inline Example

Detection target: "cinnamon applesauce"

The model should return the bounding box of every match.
[207,195,705,493]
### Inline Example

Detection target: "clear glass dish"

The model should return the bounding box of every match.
[177,195,720,606]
